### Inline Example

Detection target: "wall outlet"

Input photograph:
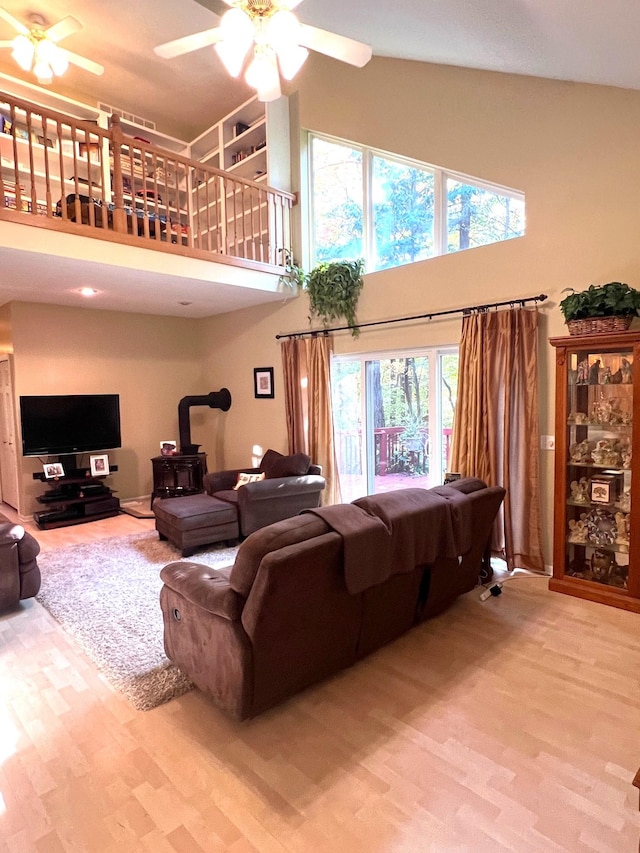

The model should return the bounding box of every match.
[541,435,555,450]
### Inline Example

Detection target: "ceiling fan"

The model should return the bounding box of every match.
[0,7,104,85]
[154,0,372,102]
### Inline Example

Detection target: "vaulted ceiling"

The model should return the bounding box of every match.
[0,0,637,140]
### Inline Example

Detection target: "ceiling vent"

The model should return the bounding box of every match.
[98,102,156,131]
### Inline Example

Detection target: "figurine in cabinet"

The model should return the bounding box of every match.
[591,439,619,466]
[589,359,601,384]
[615,512,630,546]
[622,446,632,467]
[570,478,590,503]
[568,517,588,543]
[569,439,593,463]
[590,549,616,583]
[609,562,629,588]
[577,359,589,384]
[621,357,633,383]
[618,489,631,512]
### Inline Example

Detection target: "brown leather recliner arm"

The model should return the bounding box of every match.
[160,562,244,621]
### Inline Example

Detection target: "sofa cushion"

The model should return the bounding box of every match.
[259,449,311,479]
[213,490,238,505]
[230,513,331,597]
[234,471,266,490]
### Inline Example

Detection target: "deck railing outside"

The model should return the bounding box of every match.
[0,92,294,270]
[336,426,453,477]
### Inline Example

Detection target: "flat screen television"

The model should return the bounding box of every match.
[20,394,121,457]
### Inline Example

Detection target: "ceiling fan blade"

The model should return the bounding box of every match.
[298,24,372,68]
[46,16,82,44]
[60,48,104,76]
[154,27,223,59]
[0,6,29,36]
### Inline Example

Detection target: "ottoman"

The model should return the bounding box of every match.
[153,494,239,557]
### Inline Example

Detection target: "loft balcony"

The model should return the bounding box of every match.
[0,91,296,317]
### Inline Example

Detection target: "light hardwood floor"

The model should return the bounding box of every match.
[1,508,639,852]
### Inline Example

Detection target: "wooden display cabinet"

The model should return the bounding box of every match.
[550,330,640,613]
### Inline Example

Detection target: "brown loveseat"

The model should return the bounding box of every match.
[159,477,505,720]
[0,512,41,611]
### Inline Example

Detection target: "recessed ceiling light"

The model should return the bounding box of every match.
[78,287,99,298]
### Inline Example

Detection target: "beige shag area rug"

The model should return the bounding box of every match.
[36,532,238,710]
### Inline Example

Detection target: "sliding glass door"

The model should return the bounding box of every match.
[332,348,458,503]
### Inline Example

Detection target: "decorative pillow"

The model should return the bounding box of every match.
[233,471,266,490]
[259,449,311,479]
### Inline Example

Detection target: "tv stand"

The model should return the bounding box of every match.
[33,467,120,529]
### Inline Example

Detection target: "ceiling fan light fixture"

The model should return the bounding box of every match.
[219,7,254,45]
[266,10,300,50]
[33,58,53,84]
[37,38,68,76]
[245,46,279,97]
[215,40,248,77]
[276,43,308,80]
[11,33,34,71]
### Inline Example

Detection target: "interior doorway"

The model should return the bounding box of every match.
[331,348,458,503]
[0,357,20,510]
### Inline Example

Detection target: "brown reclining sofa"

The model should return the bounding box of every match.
[159,477,505,720]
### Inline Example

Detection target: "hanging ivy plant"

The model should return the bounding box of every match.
[306,259,365,337]
[277,249,306,290]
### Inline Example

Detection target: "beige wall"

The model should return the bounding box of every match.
[201,55,640,567]
[4,55,640,562]
[7,302,218,513]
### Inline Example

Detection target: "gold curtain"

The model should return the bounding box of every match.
[450,308,545,572]
[281,335,342,505]
[281,337,306,454]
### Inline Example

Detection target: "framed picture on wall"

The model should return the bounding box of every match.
[254,367,274,399]
[90,454,109,476]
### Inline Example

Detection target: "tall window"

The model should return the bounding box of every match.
[308,133,525,272]
[331,347,458,503]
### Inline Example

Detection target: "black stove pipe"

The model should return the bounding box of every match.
[178,389,232,454]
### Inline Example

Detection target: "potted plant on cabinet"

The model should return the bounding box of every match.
[560,281,640,335]
[305,259,364,337]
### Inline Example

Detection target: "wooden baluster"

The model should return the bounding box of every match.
[9,105,22,213]
[55,119,67,219]
[25,111,37,214]
[109,116,127,234]
[258,187,265,263]
[41,116,52,216]
[82,127,96,228]
[69,125,82,223]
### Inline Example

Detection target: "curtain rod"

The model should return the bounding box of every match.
[275,293,548,340]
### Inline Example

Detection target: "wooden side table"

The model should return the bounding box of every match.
[151,454,207,505]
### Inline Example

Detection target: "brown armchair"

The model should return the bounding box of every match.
[203,449,326,537]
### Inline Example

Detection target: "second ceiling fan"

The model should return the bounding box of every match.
[0,7,104,84]
[154,0,372,101]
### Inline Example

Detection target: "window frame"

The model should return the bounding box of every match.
[305,130,525,271]
[331,344,459,498]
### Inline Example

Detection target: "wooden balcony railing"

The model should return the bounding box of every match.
[0,92,294,271]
